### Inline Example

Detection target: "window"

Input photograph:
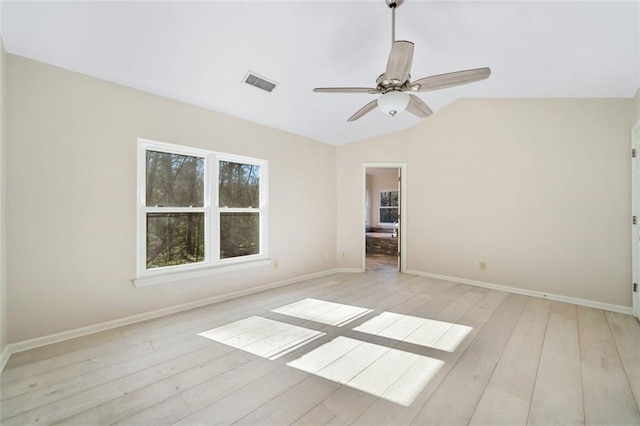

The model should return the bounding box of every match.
[218,160,261,259]
[379,190,399,224]
[144,150,206,270]
[138,140,268,278]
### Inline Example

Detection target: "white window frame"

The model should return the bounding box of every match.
[136,139,269,285]
[215,153,269,264]
[378,189,399,225]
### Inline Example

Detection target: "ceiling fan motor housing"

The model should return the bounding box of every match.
[376,73,412,93]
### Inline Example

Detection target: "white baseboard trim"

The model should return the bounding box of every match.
[4,268,358,363]
[406,270,633,315]
[0,345,10,372]
[334,267,365,273]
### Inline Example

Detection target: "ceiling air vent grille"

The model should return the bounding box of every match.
[243,71,278,93]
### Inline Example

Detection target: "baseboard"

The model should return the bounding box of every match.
[4,267,359,360]
[0,345,10,372]
[406,270,633,315]
[334,267,365,273]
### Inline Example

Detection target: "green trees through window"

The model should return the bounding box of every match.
[145,151,205,269]
[146,151,204,207]
[218,161,261,259]
[147,213,205,268]
[141,142,266,274]
[219,161,260,208]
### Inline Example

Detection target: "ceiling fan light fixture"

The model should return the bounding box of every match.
[378,90,410,116]
[312,0,490,122]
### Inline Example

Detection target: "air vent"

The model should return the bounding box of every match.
[243,71,278,93]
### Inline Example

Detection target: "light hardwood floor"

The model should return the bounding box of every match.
[1,271,639,425]
[365,254,397,272]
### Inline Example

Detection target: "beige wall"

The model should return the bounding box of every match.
[4,53,638,343]
[365,174,372,226]
[635,87,640,121]
[6,55,337,343]
[337,98,635,307]
[0,38,6,356]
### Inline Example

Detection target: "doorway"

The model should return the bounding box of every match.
[363,163,407,272]
[632,121,640,320]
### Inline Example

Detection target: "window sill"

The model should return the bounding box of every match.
[133,258,272,288]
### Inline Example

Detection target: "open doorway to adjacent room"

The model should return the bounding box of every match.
[631,121,640,320]
[363,163,407,272]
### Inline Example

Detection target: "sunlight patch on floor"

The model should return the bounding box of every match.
[272,298,373,327]
[198,316,325,360]
[199,299,471,406]
[287,336,444,406]
[354,312,473,352]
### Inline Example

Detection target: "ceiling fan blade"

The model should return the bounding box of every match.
[313,87,379,94]
[406,95,433,118]
[385,40,414,83]
[348,99,379,122]
[412,67,491,92]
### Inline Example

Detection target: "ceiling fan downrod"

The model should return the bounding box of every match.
[386,0,404,44]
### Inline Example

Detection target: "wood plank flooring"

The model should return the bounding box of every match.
[1,271,638,425]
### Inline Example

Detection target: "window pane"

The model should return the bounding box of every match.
[146,151,205,207]
[379,208,398,224]
[147,213,205,269]
[390,191,399,206]
[380,191,398,207]
[380,192,390,207]
[219,161,260,208]
[220,212,260,259]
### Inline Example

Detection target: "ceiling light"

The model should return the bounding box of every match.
[378,91,410,116]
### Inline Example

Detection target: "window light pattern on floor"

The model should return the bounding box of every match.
[271,298,372,326]
[287,336,444,406]
[198,316,325,360]
[353,312,473,352]
[198,299,473,407]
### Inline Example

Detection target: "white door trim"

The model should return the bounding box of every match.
[362,162,407,272]
[631,120,640,319]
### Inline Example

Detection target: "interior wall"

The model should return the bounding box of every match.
[337,98,635,308]
[635,87,640,121]
[365,174,372,227]
[6,55,337,343]
[0,37,6,357]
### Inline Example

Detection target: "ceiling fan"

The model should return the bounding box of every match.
[313,0,491,122]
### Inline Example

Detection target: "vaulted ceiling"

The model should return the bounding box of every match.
[2,1,639,145]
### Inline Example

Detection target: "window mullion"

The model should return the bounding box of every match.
[211,153,220,264]
[145,206,206,213]
[219,207,260,213]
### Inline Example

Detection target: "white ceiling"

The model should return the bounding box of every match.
[2,1,639,145]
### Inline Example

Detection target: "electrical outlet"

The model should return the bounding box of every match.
[324,252,329,260]
[274,260,279,269]
[479,261,487,270]
[342,252,346,258]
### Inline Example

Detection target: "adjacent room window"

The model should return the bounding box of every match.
[379,190,399,224]
[138,140,268,277]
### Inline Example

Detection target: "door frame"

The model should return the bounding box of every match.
[632,120,640,319]
[362,162,407,272]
